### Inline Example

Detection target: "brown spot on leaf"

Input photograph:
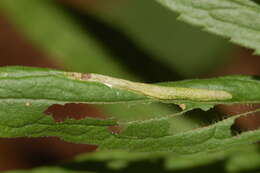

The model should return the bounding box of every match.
[44,103,106,123]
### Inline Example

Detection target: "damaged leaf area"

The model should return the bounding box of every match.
[0,66,260,153]
[100,109,260,152]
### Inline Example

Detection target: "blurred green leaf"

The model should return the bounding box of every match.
[157,0,260,55]
[5,167,93,173]
[94,0,234,77]
[5,144,260,173]
[65,144,260,173]
[0,0,129,78]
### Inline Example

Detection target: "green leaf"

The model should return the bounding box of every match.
[102,109,260,152]
[0,66,260,153]
[0,0,197,132]
[1,66,260,107]
[65,144,260,172]
[8,144,260,173]
[156,0,260,54]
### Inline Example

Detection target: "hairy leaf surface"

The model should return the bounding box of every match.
[0,66,259,153]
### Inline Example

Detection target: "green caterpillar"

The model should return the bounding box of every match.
[68,72,232,102]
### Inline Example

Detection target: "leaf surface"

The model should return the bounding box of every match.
[1,66,260,106]
[0,66,260,153]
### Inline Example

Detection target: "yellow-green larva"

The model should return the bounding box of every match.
[67,72,232,102]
